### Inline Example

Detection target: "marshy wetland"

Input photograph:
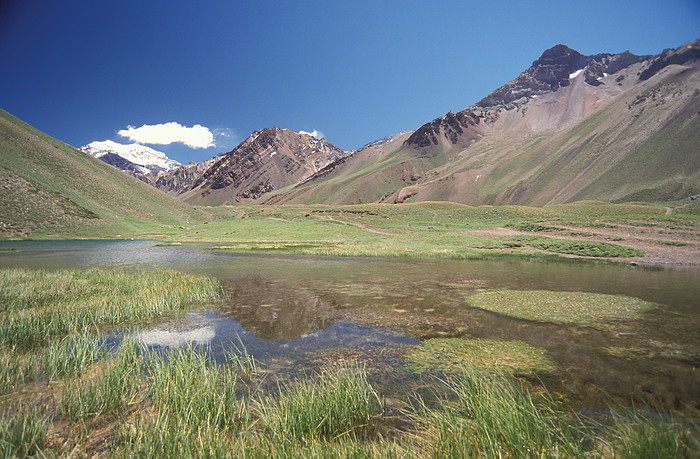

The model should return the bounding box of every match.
[1,231,699,456]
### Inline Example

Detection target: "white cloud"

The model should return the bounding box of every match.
[299,129,324,139]
[118,122,215,149]
[213,127,239,151]
[214,127,234,138]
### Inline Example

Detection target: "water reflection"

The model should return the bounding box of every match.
[131,310,418,366]
[137,323,216,347]
[222,277,339,340]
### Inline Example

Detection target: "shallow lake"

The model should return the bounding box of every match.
[1,239,699,410]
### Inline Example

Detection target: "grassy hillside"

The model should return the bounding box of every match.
[0,110,208,239]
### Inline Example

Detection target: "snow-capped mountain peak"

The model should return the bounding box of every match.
[81,140,181,174]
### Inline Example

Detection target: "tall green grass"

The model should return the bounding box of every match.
[0,331,103,393]
[148,347,246,431]
[607,410,700,457]
[117,345,250,457]
[8,338,700,457]
[59,339,145,420]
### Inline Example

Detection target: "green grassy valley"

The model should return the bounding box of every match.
[3,107,696,267]
[1,52,699,458]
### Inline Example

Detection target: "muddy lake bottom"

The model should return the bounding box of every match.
[1,239,699,413]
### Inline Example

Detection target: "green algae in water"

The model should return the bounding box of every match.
[405,338,555,374]
[465,290,656,326]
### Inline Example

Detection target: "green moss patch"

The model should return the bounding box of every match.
[465,290,656,325]
[405,338,555,374]
[509,235,645,257]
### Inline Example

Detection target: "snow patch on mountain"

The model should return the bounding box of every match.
[81,140,181,173]
[569,68,584,79]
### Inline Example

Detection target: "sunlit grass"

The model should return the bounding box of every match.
[59,339,145,420]
[259,365,382,444]
[506,235,645,257]
[606,409,700,457]
[153,200,699,262]
[0,403,50,458]
[117,345,250,457]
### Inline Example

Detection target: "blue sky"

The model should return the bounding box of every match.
[1,0,698,163]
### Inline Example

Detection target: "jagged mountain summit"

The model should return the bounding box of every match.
[264,39,699,206]
[475,44,650,109]
[147,127,349,205]
[403,44,653,150]
[81,140,180,176]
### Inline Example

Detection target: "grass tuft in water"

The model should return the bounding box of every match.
[0,403,50,458]
[410,366,587,458]
[59,339,145,420]
[148,346,245,432]
[606,410,700,458]
[46,331,105,381]
[260,365,383,444]
[0,268,222,348]
[1,332,104,394]
[118,345,256,457]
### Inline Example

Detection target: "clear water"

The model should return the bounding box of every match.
[1,239,699,409]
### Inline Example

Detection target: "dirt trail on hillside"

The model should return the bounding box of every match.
[314,215,406,236]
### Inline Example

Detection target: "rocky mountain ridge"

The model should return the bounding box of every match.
[404,44,656,150]
[147,127,349,205]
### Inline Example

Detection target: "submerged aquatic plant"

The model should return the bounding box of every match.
[405,337,555,375]
[465,289,656,325]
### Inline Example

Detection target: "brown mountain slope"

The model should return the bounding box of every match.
[147,127,348,206]
[264,40,700,206]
